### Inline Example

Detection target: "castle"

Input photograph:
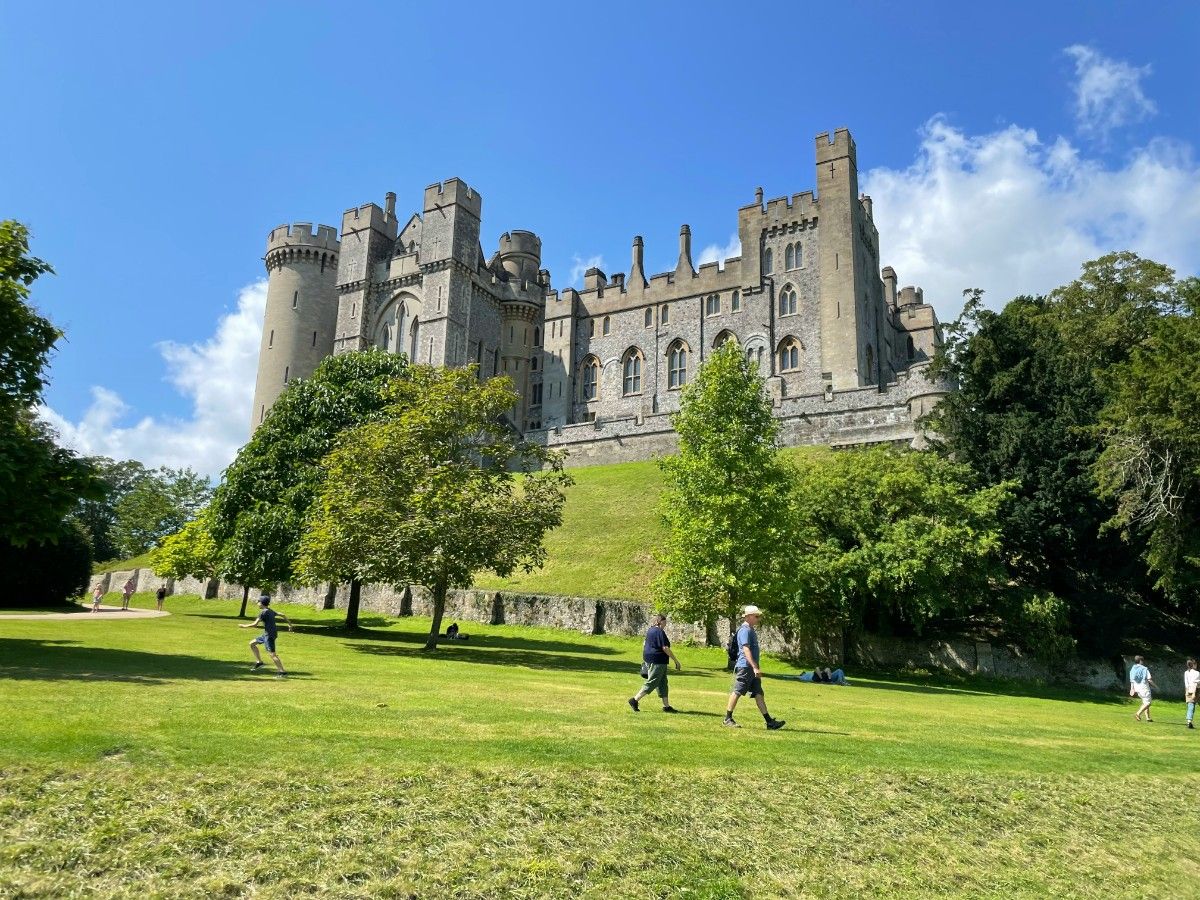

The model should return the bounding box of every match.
[251,128,950,464]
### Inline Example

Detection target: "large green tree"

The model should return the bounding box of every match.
[0,221,101,547]
[69,457,150,562]
[652,341,796,645]
[298,365,571,650]
[209,350,412,628]
[788,447,1010,661]
[111,467,211,558]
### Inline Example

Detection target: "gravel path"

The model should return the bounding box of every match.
[1,605,170,620]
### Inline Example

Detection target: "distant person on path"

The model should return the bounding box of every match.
[628,613,682,713]
[121,577,135,611]
[91,582,103,612]
[1129,655,1156,722]
[724,606,785,730]
[1185,659,1198,730]
[239,595,292,677]
[155,585,167,612]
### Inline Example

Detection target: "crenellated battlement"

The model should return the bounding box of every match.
[815,127,856,165]
[341,203,396,237]
[266,222,340,252]
[424,178,482,217]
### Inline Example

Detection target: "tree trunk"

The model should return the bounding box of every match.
[424,577,447,651]
[238,585,250,619]
[704,615,720,648]
[345,578,362,630]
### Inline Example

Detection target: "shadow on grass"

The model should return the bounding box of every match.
[0,637,310,684]
[843,675,1127,705]
[349,642,708,678]
[298,623,623,657]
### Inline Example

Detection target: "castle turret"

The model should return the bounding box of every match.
[497,229,544,427]
[250,223,340,431]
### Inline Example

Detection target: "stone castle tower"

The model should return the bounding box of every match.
[251,129,950,463]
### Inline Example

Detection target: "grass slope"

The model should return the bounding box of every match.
[1,594,1198,898]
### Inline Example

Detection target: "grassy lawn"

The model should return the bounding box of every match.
[1,595,1198,897]
[93,551,155,574]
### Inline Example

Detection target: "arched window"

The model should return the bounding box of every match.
[622,348,643,395]
[644,308,653,328]
[705,294,720,316]
[581,356,600,401]
[794,242,803,268]
[589,319,595,338]
[667,341,688,389]
[409,317,419,361]
[763,247,773,274]
[745,345,765,372]
[661,305,670,325]
[779,284,797,316]
[713,330,738,349]
[731,289,741,312]
[778,336,802,372]
[603,316,611,336]
[785,244,795,271]
[533,327,541,346]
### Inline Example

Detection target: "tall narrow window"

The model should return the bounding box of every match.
[351,302,356,318]
[731,290,741,311]
[779,285,798,316]
[661,305,670,325]
[603,316,611,335]
[763,247,773,274]
[292,291,298,308]
[667,341,688,389]
[283,366,289,384]
[589,319,595,338]
[645,308,653,328]
[907,335,915,360]
[622,348,643,395]
[705,294,720,316]
[532,382,543,405]
[785,244,795,271]
[531,355,538,371]
[312,331,317,347]
[581,356,600,401]
[259,405,265,424]
[794,242,803,268]
[778,337,802,372]
[268,329,274,348]
[534,327,541,346]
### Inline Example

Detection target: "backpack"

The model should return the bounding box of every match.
[725,632,739,667]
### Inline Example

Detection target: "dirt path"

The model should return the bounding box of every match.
[1,605,171,620]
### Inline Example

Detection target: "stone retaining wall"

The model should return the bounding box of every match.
[110,566,1178,696]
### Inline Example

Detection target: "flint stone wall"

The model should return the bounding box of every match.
[119,565,1170,696]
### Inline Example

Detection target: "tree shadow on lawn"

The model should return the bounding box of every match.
[0,637,310,684]
[297,623,624,657]
[844,674,1127,706]
[349,642,711,678]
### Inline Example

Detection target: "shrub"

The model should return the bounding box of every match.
[0,520,93,607]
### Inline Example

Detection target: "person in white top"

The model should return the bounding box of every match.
[1129,655,1155,722]
[1184,659,1198,730]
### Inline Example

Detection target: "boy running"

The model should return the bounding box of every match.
[239,595,292,677]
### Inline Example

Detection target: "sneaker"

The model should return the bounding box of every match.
[275,672,288,679]
[251,662,265,671]
[722,717,740,728]
[627,697,639,712]
[1189,722,1195,729]
[662,706,678,713]
[766,718,786,730]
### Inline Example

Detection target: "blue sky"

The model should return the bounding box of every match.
[3,1,1198,475]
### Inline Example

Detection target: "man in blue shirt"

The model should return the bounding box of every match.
[628,613,682,713]
[724,605,785,730]
[239,595,293,678]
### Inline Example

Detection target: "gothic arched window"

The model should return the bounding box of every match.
[794,242,803,268]
[779,284,798,317]
[622,348,643,395]
[731,289,741,312]
[645,308,653,328]
[713,330,738,350]
[778,336,802,372]
[581,356,600,401]
[603,316,611,336]
[785,244,795,271]
[763,247,774,275]
[667,340,688,390]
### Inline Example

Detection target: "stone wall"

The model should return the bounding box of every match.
[122,566,1172,697]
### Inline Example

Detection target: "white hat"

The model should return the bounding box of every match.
[742,605,763,617]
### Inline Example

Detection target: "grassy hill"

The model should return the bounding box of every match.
[1,593,1196,897]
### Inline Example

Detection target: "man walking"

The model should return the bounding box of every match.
[629,613,682,713]
[239,594,292,677]
[724,605,785,730]
[155,584,167,612]
[121,577,135,611]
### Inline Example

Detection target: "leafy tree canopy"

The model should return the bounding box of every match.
[652,342,796,639]
[111,467,211,558]
[298,365,571,649]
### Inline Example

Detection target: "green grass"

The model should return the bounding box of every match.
[1,594,1198,897]
[93,550,155,574]
[474,457,667,599]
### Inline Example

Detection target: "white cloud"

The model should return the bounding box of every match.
[1064,45,1156,139]
[568,253,605,287]
[40,280,268,479]
[861,117,1200,325]
[696,233,742,270]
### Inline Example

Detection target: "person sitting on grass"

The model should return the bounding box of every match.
[799,667,849,685]
[444,622,469,640]
[239,595,292,678]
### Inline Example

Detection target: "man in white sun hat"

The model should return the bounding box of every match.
[723,605,785,730]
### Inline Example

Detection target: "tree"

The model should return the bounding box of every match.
[111,467,211,558]
[0,221,102,546]
[209,350,413,628]
[68,457,150,562]
[150,511,219,585]
[1094,276,1200,611]
[787,447,1010,662]
[298,365,571,650]
[0,520,92,608]
[651,341,796,648]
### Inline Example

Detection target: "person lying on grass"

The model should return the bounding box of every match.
[239,595,292,678]
[798,667,849,685]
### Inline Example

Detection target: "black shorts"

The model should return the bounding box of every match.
[731,668,763,697]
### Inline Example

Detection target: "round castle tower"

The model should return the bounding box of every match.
[497,231,544,428]
[250,222,340,432]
